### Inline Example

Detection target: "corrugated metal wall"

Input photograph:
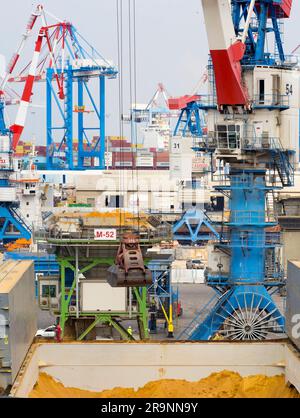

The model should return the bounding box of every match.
[0,261,37,389]
[287,261,300,352]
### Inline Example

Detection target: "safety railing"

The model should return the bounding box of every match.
[243,54,298,68]
[212,172,283,189]
[265,262,285,281]
[192,94,217,109]
[228,211,269,225]
[34,226,171,243]
[208,270,283,283]
[252,94,289,108]
[242,136,284,151]
[176,293,221,340]
[219,231,281,248]
[193,134,286,153]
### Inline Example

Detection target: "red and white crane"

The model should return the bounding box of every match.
[168,70,208,111]
[200,0,256,109]
[10,21,70,149]
[0,5,43,96]
[0,4,75,149]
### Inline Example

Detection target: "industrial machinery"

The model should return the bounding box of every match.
[0,101,31,244]
[147,258,183,338]
[123,83,177,125]
[168,71,208,137]
[172,208,220,244]
[7,4,117,170]
[179,0,297,341]
[108,234,152,287]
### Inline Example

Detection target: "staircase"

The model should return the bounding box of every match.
[112,319,135,341]
[10,207,32,234]
[265,251,284,281]
[273,148,294,187]
[177,289,233,340]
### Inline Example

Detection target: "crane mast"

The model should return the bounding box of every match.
[179,0,298,341]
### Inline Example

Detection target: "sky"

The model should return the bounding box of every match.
[1,0,300,143]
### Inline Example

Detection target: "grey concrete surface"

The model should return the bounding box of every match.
[37,283,286,340]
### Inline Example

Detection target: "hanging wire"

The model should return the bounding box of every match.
[128,0,135,229]
[128,0,140,234]
[116,0,125,233]
[116,0,141,236]
[132,0,141,234]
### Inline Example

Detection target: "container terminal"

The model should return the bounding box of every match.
[0,0,300,398]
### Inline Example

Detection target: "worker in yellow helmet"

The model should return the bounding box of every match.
[127,326,133,338]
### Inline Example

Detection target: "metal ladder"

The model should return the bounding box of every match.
[266,191,277,223]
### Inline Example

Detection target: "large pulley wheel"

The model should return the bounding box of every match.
[213,292,284,341]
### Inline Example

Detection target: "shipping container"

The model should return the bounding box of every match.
[114,161,133,167]
[0,261,37,390]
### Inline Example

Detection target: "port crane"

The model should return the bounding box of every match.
[179,0,297,341]
[123,83,178,124]
[0,94,31,244]
[0,6,45,245]
[6,4,117,170]
[0,4,117,244]
[168,71,208,137]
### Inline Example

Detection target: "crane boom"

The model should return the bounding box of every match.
[201,0,248,108]
[10,23,67,150]
[0,5,43,94]
[10,29,45,149]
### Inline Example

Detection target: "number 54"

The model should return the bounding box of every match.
[286,84,293,95]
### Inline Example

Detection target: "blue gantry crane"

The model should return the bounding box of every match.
[168,72,209,138]
[178,0,296,341]
[7,5,117,171]
[46,30,118,170]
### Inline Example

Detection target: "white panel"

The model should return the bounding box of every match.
[80,281,127,312]
[171,268,205,284]
[201,0,236,50]
[0,188,17,202]
[169,155,192,181]
[170,136,193,154]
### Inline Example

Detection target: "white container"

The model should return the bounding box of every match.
[10,342,300,398]
[171,268,205,284]
[136,156,154,167]
[0,187,17,202]
[80,281,127,313]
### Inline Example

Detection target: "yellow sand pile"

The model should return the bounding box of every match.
[30,371,299,398]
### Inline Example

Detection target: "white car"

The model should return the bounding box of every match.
[35,325,56,339]
[186,259,205,270]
